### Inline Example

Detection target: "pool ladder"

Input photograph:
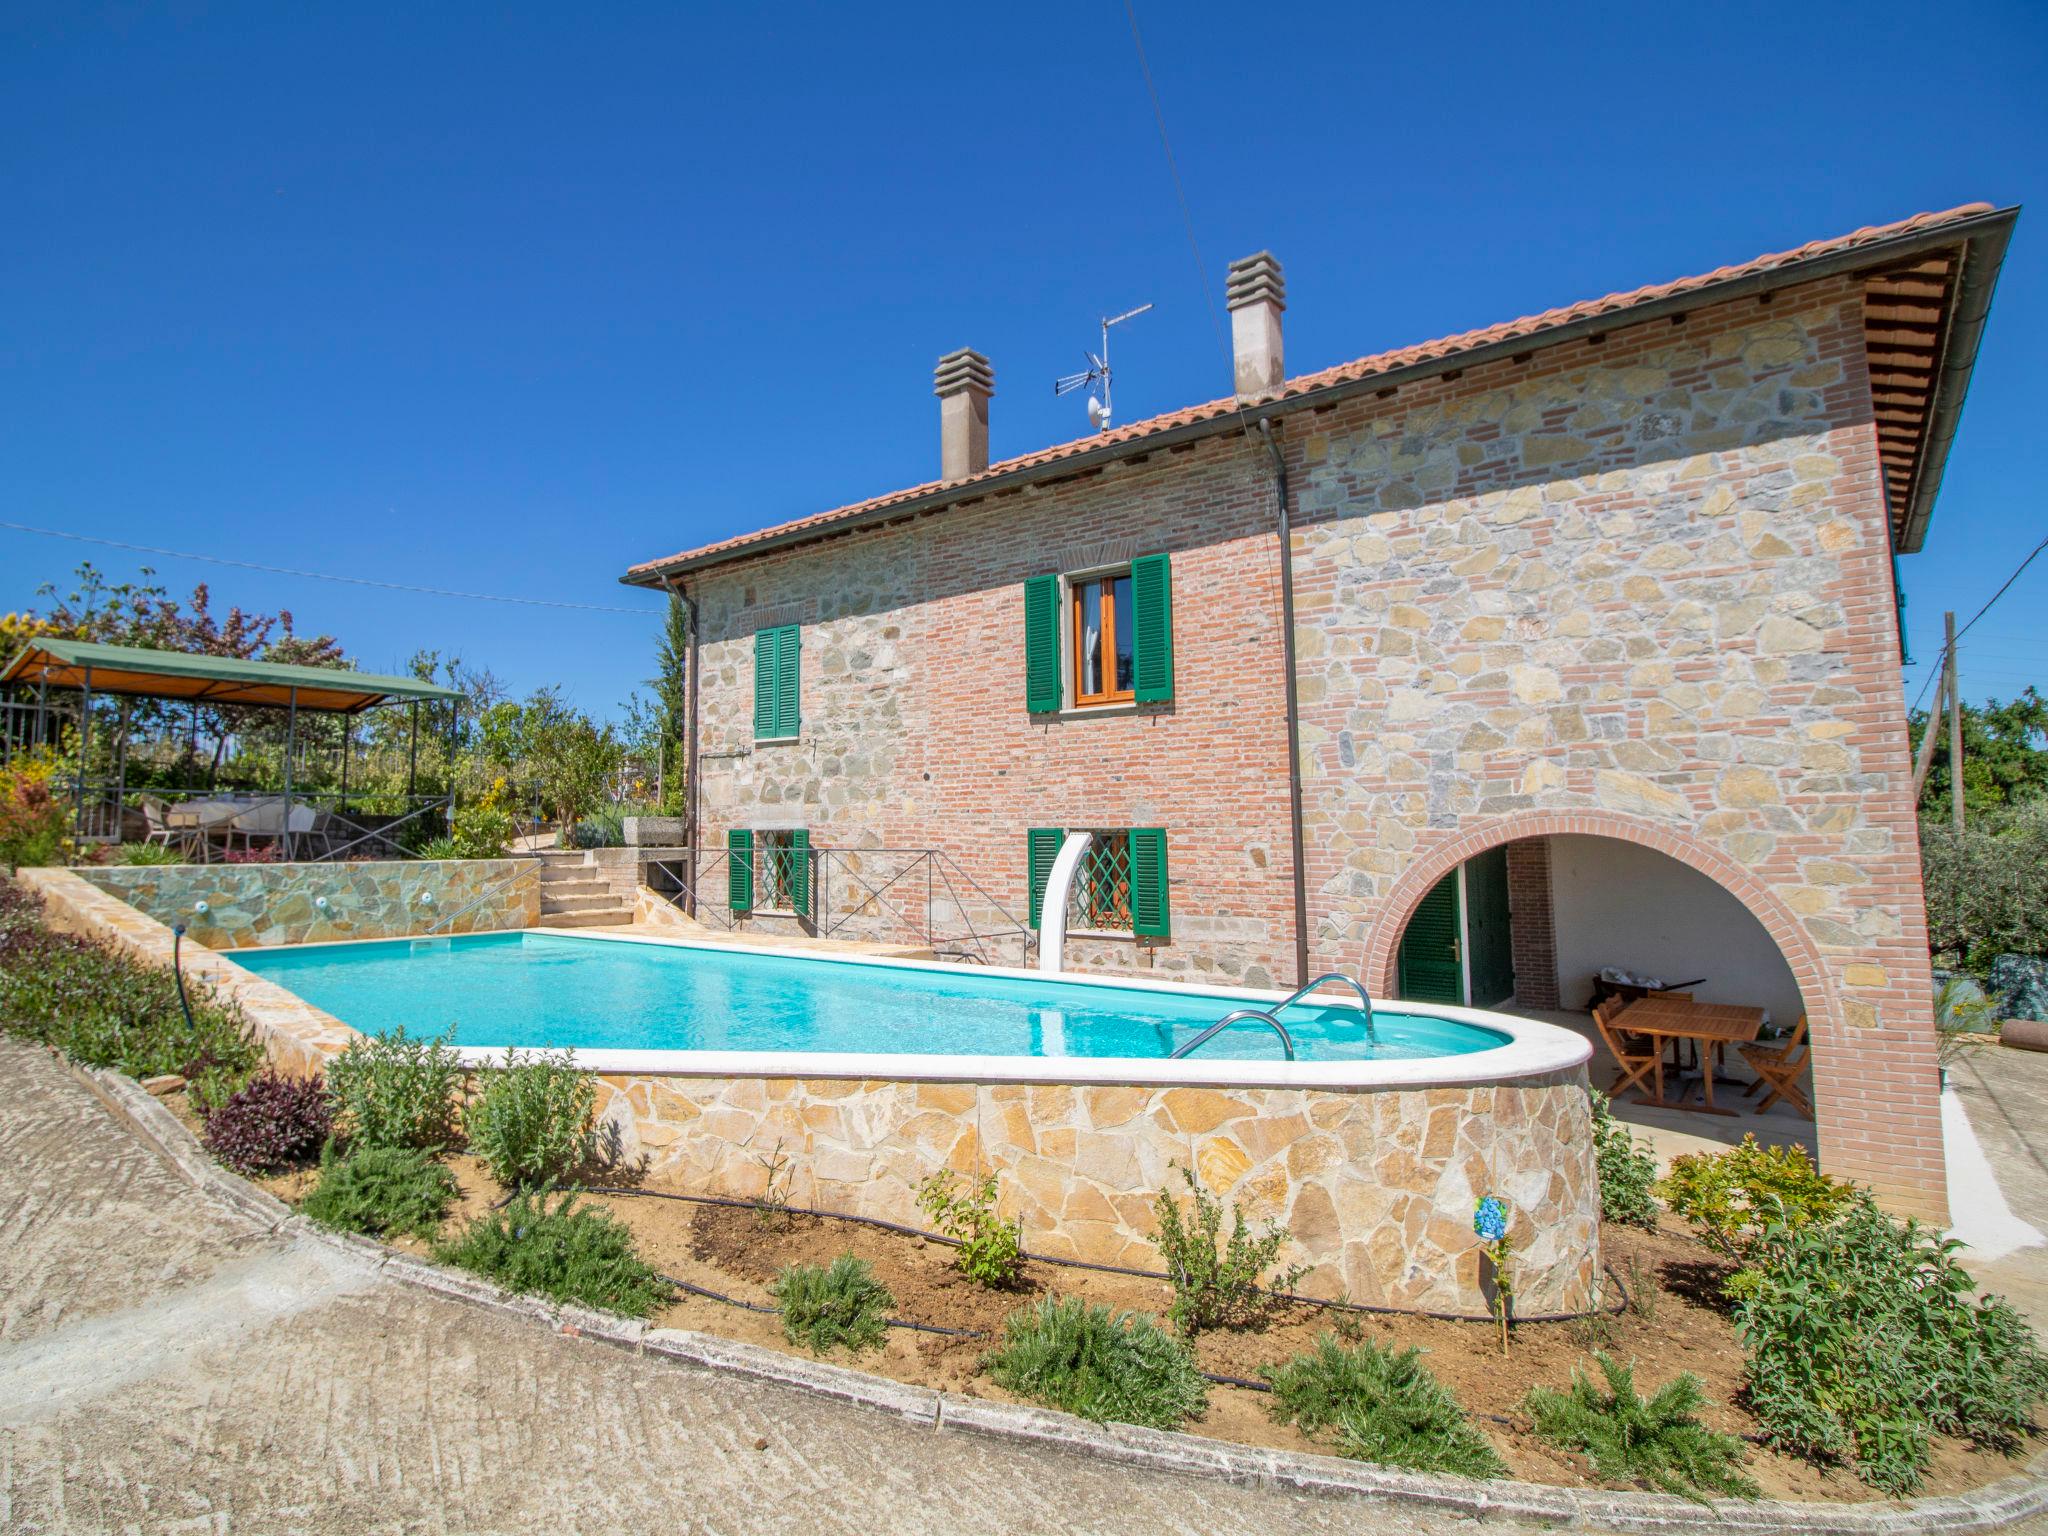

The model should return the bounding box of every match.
[1169,973,1378,1062]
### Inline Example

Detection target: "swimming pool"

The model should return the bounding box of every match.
[230,930,1510,1065]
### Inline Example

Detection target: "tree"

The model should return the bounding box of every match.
[1907,687,2048,821]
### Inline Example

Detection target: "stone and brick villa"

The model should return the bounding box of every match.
[622,202,2020,1219]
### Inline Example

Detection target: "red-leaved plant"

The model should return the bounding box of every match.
[201,1070,335,1175]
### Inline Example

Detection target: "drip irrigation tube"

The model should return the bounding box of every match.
[583,1185,1631,1325]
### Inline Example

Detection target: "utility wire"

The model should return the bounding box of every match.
[0,519,655,615]
[1907,531,2048,715]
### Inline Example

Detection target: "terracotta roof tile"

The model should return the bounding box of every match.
[627,204,1996,580]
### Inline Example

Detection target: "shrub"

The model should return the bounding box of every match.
[325,1025,464,1151]
[0,759,70,870]
[1919,802,2048,969]
[464,1047,596,1187]
[1151,1161,1305,1334]
[1264,1334,1504,1478]
[117,841,184,866]
[200,1070,334,1175]
[1523,1353,1757,1501]
[0,889,261,1082]
[1736,1194,2048,1495]
[436,1190,670,1317]
[986,1296,1208,1429]
[915,1169,1023,1288]
[302,1141,459,1239]
[1656,1136,1855,1268]
[1590,1090,1660,1230]
[450,800,517,859]
[564,804,627,849]
[769,1254,894,1355]
[415,835,463,860]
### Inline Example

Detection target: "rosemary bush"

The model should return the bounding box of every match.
[769,1254,894,1355]
[985,1296,1208,1430]
[1523,1353,1757,1501]
[302,1141,459,1239]
[1264,1334,1504,1478]
[436,1190,670,1318]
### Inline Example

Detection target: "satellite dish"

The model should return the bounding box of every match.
[1087,395,1109,429]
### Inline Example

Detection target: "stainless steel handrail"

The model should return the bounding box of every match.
[421,857,543,935]
[1276,971,1378,1045]
[1170,1007,1296,1061]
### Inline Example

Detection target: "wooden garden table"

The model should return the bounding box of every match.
[1612,997,1765,1115]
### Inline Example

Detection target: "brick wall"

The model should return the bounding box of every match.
[1505,838,1559,1009]
[679,273,1946,1216]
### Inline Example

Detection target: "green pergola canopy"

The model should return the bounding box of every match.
[1,638,464,714]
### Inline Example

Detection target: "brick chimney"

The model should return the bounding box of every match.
[1225,252,1286,398]
[933,348,994,481]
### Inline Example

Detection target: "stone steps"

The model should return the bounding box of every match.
[539,891,624,915]
[536,907,634,929]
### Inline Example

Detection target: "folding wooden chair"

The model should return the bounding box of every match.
[1738,1015,1811,1118]
[1591,998,1663,1105]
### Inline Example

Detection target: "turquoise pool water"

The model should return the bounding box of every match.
[230,933,1512,1063]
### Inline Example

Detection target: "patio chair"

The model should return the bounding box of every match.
[139,796,188,857]
[1591,997,1663,1105]
[1738,1014,1811,1118]
[227,798,320,858]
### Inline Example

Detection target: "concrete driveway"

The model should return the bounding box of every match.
[0,1037,1521,1536]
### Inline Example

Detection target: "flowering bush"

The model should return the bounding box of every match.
[1475,1195,1513,1354]
[0,759,70,871]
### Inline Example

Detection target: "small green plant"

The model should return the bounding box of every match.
[1736,1193,2048,1494]
[753,1138,794,1230]
[1657,1136,1855,1268]
[436,1190,670,1318]
[768,1254,894,1355]
[1474,1195,1514,1355]
[302,1141,459,1239]
[464,1047,596,1188]
[1522,1353,1758,1502]
[325,1025,464,1152]
[117,841,184,866]
[1590,1089,1660,1230]
[1263,1334,1505,1478]
[1622,1253,1657,1326]
[985,1296,1208,1430]
[415,835,463,860]
[1151,1161,1305,1334]
[916,1169,1024,1289]
[1935,977,1999,1067]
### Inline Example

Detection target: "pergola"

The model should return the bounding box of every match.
[1,638,465,858]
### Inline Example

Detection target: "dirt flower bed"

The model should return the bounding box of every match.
[154,1084,2033,1503]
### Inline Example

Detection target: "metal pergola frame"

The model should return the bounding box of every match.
[1,639,465,862]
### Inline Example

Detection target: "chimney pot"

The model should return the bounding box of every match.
[1225,251,1286,398]
[933,347,995,480]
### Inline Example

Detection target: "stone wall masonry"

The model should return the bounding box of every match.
[590,1064,1599,1316]
[77,858,541,950]
[1287,274,1942,1215]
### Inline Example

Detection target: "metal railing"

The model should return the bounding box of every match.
[422,857,543,935]
[62,781,452,862]
[1170,972,1377,1061]
[646,845,1032,965]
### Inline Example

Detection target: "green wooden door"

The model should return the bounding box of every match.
[1398,871,1464,1005]
[1464,846,1514,1007]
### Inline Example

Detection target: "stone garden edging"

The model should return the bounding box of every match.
[58,1053,2048,1536]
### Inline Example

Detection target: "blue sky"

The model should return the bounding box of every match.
[2,1,2043,718]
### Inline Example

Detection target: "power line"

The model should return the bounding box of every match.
[0,520,655,615]
[1906,531,2048,714]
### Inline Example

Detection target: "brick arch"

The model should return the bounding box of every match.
[1359,810,1834,1025]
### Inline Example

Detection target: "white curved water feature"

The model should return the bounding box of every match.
[1036,831,1095,976]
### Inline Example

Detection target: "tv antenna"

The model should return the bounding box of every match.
[1054,303,1153,432]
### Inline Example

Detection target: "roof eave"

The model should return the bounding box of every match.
[621,205,2021,585]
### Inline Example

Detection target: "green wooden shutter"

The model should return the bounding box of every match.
[727,828,754,915]
[1129,827,1169,939]
[1130,552,1173,703]
[789,828,811,918]
[1397,872,1464,1005]
[776,625,801,738]
[1023,576,1061,714]
[753,632,776,739]
[1026,827,1063,929]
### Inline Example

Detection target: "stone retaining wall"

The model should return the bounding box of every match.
[590,1065,1599,1316]
[76,858,540,949]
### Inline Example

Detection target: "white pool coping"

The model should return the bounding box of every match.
[232,924,1593,1091]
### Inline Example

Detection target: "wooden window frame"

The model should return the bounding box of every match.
[1066,568,1135,709]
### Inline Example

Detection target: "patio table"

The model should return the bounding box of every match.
[1612,997,1765,1115]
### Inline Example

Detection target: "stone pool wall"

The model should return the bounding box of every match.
[589,1065,1599,1316]
[75,858,541,949]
